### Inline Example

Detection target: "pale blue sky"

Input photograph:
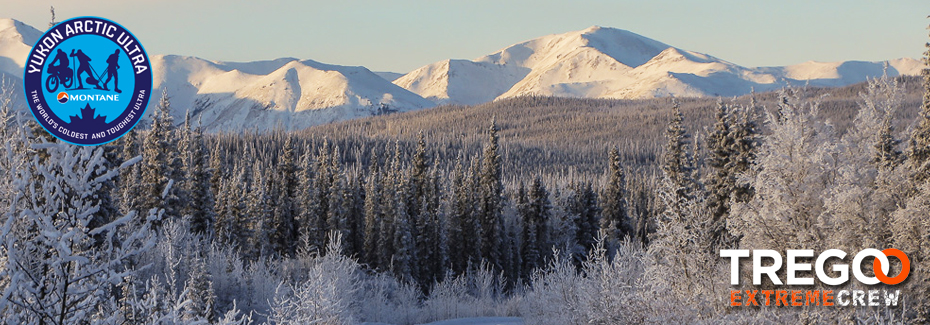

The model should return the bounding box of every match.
[4,0,928,73]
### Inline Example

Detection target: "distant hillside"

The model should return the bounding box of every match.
[302,76,924,178]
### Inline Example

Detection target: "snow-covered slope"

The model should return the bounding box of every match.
[0,18,434,132]
[0,18,40,78]
[394,59,528,105]
[396,26,924,104]
[374,71,404,82]
[150,55,434,132]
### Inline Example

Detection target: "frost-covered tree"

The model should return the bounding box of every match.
[704,100,735,244]
[141,89,182,224]
[0,142,156,324]
[216,166,250,248]
[327,169,349,253]
[296,150,317,252]
[907,25,930,187]
[599,147,629,249]
[826,74,904,250]
[447,161,477,275]
[182,253,216,322]
[653,99,702,252]
[705,98,760,249]
[520,178,551,279]
[570,182,599,261]
[409,132,443,287]
[247,164,275,259]
[363,156,383,269]
[310,141,335,251]
[271,136,300,256]
[662,100,699,202]
[180,113,214,236]
[647,99,720,302]
[730,89,836,252]
[893,27,930,321]
[477,121,504,270]
[118,128,142,214]
[268,233,359,325]
[391,187,415,282]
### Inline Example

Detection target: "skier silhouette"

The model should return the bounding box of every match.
[70,49,96,89]
[101,49,121,93]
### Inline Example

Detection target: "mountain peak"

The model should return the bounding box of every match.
[574,27,670,68]
[0,18,41,46]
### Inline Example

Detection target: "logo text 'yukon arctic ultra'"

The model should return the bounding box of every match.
[23,17,151,146]
[721,249,909,307]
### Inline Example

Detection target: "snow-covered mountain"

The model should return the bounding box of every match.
[395,26,923,105]
[0,18,924,132]
[149,55,434,132]
[0,18,434,132]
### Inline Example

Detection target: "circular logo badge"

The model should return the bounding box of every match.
[23,17,151,146]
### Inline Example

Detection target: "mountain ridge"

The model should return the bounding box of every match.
[0,18,923,132]
[396,25,923,104]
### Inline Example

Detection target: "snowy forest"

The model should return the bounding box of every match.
[1,30,930,325]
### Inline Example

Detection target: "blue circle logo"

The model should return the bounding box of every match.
[23,17,152,146]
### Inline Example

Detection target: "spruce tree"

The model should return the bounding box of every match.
[599,147,629,248]
[391,177,415,282]
[118,129,142,215]
[447,162,476,275]
[310,142,334,250]
[653,99,703,250]
[343,175,364,257]
[908,22,930,186]
[296,151,317,251]
[363,157,383,269]
[705,99,733,222]
[326,169,348,253]
[704,99,744,249]
[728,97,761,205]
[247,164,274,258]
[892,23,930,321]
[521,177,551,277]
[181,115,214,236]
[570,182,599,260]
[408,132,443,287]
[140,89,182,225]
[208,141,225,198]
[514,182,529,278]
[271,136,299,256]
[662,99,698,200]
[221,165,251,248]
[875,115,903,170]
[478,121,504,270]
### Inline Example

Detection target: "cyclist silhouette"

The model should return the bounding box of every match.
[70,49,96,89]
[48,49,69,76]
[101,49,121,93]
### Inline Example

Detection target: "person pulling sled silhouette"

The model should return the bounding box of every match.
[70,49,98,89]
[100,49,121,93]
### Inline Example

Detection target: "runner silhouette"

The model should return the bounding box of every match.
[101,49,121,93]
[70,49,96,89]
